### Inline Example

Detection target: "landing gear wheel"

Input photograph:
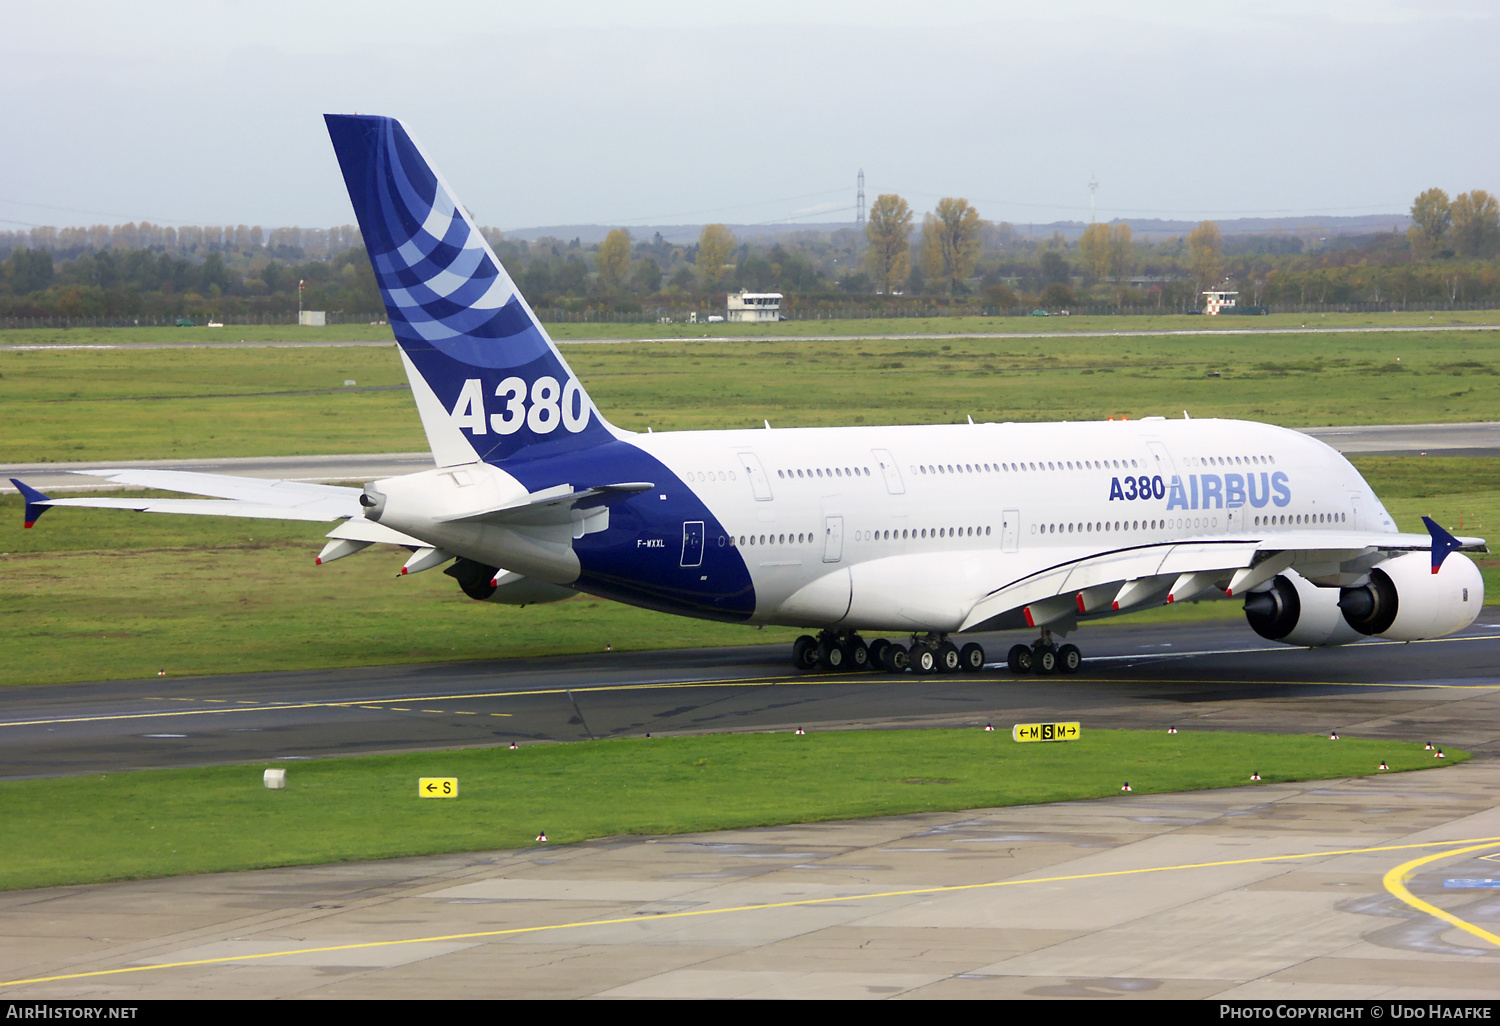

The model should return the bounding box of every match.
[1032,642,1057,675]
[792,635,819,671]
[867,638,890,669]
[818,638,848,671]
[937,641,962,674]
[959,643,986,673]
[1007,644,1033,674]
[910,645,938,675]
[882,643,909,673]
[847,637,870,671]
[1056,643,1082,674]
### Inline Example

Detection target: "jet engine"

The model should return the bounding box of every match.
[1243,570,1364,647]
[1337,551,1482,641]
[443,557,575,606]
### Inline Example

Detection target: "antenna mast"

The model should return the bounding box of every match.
[856,169,865,230]
[1088,172,1098,224]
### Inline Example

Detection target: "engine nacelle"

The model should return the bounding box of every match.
[1338,551,1482,641]
[1243,571,1365,647]
[443,558,575,606]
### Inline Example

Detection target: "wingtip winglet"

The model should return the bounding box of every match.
[1422,515,1464,573]
[9,478,51,529]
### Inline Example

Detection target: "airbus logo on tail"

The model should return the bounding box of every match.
[449,376,592,436]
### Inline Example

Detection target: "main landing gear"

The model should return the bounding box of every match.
[792,631,986,675]
[1006,628,1082,675]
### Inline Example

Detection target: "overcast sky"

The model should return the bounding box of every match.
[3,0,1496,233]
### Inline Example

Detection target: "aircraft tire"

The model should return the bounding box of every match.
[793,635,820,671]
[1057,644,1082,674]
[910,646,939,675]
[1007,644,1033,674]
[883,643,910,673]
[959,643,986,672]
[848,638,870,671]
[936,641,962,673]
[818,638,848,671]
[867,638,890,668]
[1032,643,1057,675]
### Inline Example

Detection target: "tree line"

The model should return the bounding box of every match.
[3,185,1499,321]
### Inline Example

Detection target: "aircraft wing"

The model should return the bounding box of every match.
[11,470,363,525]
[959,526,1487,633]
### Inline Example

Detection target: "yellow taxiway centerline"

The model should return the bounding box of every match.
[1382,841,1500,948]
[5,835,1498,988]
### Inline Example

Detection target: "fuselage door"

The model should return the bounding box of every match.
[1002,509,1020,553]
[871,448,905,495]
[737,451,774,501]
[1146,440,1178,481]
[1349,491,1362,531]
[680,520,704,568]
[823,515,844,563]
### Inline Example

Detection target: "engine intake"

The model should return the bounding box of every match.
[1337,571,1398,636]
[1243,571,1363,647]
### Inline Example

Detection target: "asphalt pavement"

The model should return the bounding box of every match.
[5,614,1498,780]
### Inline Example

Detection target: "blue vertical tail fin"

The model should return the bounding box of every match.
[324,114,613,467]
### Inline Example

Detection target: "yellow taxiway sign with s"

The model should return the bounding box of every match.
[1012,722,1081,743]
[419,777,459,798]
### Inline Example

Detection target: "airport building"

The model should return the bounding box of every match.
[726,290,783,323]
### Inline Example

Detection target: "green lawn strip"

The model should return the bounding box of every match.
[0,729,1460,892]
[7,329,1500,462]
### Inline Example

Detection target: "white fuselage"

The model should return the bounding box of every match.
[617,416,1393,630]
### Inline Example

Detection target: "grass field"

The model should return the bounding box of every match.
[0,728,1461,891]
[5,325,1500,463]
[0,458,1495,689]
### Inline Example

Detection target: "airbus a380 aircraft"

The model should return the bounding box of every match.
[11,115,1489,676]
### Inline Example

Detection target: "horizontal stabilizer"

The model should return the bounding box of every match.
[76,468,362,518]
[21,495,358,522]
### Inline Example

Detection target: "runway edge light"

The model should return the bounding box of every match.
[263,769,286,790]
